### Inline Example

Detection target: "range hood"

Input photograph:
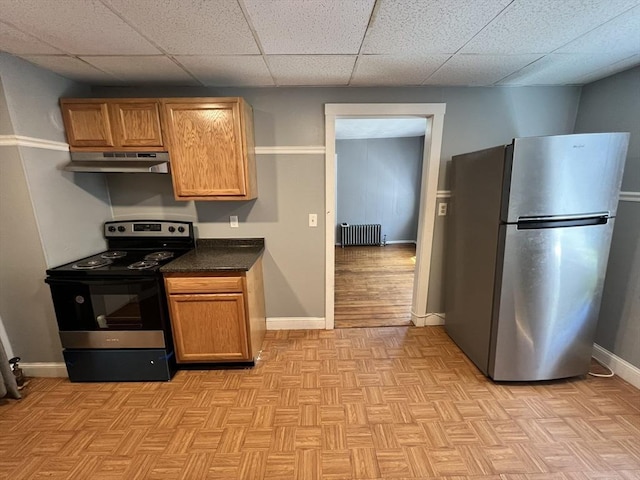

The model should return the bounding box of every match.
[64,152,170,173]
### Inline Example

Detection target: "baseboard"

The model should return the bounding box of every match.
[267,317,326,330]
[21,362,68,378]
[424,313,445,326]
[334,241,416,246]
[411,312,445,326]
[592,343,640,389]
[384,240,417,245]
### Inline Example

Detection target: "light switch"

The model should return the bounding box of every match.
[230,215,239,228]
[309,213,318,227]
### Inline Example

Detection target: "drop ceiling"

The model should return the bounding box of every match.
[0,0,639,87]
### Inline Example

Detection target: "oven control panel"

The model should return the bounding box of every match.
[104,221,192,238]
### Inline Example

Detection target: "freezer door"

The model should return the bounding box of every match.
[490,220,615,381]
[504,133,628,223]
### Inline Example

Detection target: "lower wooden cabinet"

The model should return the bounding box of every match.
[164,259,265,363]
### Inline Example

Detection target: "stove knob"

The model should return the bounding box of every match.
[108,226,116,232]
[168,226,176,233]
[117,226,126,233]
[178,226,185,233]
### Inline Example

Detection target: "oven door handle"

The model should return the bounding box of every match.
[45,277,157,286]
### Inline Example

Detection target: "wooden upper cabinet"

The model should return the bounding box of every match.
[162,98,257,201]
[112,102,164,148]
[60,101,115,148]
[60,98,164,151]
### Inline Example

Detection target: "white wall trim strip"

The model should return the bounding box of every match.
[0,135,69,152]
[21,362,68,378]
[256,146,325,155]
[437,190,451,199]
[592,343,640,389]
[267,317,326,330]
[620,191,640,202]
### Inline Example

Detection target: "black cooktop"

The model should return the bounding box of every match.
[46,248,191,277]
[46,220,195,277]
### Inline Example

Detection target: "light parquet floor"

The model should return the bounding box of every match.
[335,245,416,328]
[1,326,639,480]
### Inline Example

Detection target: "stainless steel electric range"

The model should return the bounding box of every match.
[45,220,194,382]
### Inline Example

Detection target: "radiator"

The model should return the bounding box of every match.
[340,223,382,247]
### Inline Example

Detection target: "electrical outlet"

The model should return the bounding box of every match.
[230,215,239,228]
[438,203,448,216]
[309,213,318,227]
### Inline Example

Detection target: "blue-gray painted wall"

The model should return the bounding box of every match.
[574,66,640,369]
[336,136,424,243]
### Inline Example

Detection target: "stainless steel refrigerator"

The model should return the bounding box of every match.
[444,132,629,381]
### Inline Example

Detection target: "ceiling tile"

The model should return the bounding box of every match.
[555,6,640,54]
[362,0,511,54]
[80,56,198,84]
[21,55,119,83]
[499,52,638,85]
[175,56,274,86]
[103,0,259,55]
[575,54,640,84]
[0,0,160,54]
[244,0,374,54]
[460,0,640,54]
[267,55,356,85]
[351,55,450,86]
[0,21,63,54]
[424,54,542,86]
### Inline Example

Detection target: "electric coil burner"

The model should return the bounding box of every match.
[145,251,174,262]
[101,251,127,259]
[128,260,159,270]
[45,220,194,382]
[72,258,113,270]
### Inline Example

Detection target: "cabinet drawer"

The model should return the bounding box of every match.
[165,276,243,294]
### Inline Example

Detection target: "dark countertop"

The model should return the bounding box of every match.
[160,238,265,273]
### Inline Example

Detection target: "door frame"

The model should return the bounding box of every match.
[324,103,446,329]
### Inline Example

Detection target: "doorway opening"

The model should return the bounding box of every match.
[333,118,426,328]
[324,104,446,330]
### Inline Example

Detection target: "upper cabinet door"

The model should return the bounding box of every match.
[111,102,164,148]
[163,98,257,201]
[60,98,165,151]
[60,101,115,148]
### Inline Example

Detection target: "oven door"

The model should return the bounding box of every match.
[46,277,168,349]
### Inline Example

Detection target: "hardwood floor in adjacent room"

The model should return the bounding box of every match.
[1,327,638,479]
[335,244,416,328]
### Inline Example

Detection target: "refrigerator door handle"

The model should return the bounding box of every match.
[516,215,609,230]
[517,212,609,222]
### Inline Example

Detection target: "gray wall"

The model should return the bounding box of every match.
[574,66,640,368]
[336,136,423,243]
[97,84,581,318]
[107,155,325,318]
[0,53,112,362]
[0,79,13,135]
[0,79,13,355]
